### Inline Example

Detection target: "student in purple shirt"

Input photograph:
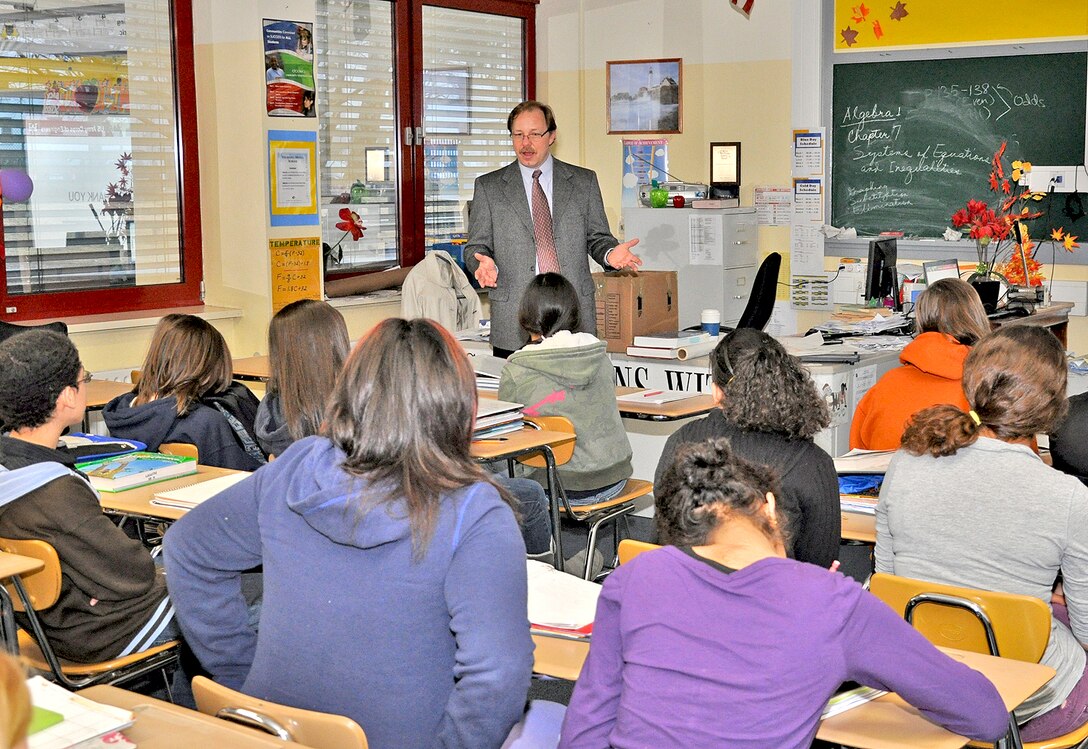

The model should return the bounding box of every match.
[559,438,1008,749]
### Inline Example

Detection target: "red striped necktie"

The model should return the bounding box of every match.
[532,169,560,273]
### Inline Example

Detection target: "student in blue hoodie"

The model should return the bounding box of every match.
[103,314,264,471]
[164,318,536,749]
[0,331,176,663]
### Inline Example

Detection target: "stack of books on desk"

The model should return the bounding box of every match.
[474,398,524,440]
[76,452,197,493]
[467,351,506,392]
[625,330,714,359]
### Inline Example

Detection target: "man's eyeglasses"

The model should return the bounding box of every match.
[76,371,93,385]
[511,131,550,142]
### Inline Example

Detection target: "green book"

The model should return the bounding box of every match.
[28,705,64,735]
[76,451,197,492]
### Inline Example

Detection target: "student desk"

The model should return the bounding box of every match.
[473,427,576,568]
[83,379,132,430]
[0,552,44,655]
[97,465,246,523]
[78,685,310,748]
[840,504,877,544]
[233,355,271,382]
[614,387,716,422]
[531,632,589,681]
[818,648,1054,749]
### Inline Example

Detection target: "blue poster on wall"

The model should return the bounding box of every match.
[621,139,668,207]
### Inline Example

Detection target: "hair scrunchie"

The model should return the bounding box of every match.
[968,410,982,426]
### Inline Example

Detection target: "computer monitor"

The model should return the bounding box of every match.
[922,258,960,285]
[865,238,899,310]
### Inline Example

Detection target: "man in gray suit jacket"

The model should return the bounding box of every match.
[466,100,642,356]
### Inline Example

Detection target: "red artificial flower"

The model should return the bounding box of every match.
[336,208,366,241]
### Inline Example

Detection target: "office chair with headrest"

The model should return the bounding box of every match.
[734,252,781,331]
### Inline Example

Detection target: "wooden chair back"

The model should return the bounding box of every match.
[0,538,62,611]
[193,676,368,749]
[160,443,199,460]
[868,572,1051,663]
[518,416,576,468]
[617,539,660,566]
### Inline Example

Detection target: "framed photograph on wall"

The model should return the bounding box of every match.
[606,58,682,134]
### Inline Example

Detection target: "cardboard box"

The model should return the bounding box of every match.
[592,270,678,353]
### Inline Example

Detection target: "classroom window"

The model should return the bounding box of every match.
[316,0,534,280]
[0,0,202,321]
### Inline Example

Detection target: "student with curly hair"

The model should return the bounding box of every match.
[877,326,1088,742]
[0,331,178,665]
[560,438,1007,748]
[654,328,839,567]
[104,314,264,470]
[850,278,990,450]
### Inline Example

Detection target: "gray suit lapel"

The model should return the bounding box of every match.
[501,162,534,235]
[550,159,573,229]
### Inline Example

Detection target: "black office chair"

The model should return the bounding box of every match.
[732,252,781,332]
[0,320,68,344]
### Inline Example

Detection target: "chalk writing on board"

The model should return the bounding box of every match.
[830,52,1086,237]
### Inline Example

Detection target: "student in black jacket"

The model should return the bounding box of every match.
[654,328,841,568]
[104,314,264,471]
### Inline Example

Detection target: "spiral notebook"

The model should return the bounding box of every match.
[151,472,250,510]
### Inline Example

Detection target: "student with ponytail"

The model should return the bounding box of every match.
[876,326,1088,742]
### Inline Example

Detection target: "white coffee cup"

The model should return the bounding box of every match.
[701,309,721,336]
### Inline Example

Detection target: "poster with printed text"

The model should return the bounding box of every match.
[264,19,315,117]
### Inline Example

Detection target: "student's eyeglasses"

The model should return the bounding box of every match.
[511,131,550,142]
[76,371,93,386]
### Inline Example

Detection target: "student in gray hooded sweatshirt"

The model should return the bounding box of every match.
[499,273,633,503]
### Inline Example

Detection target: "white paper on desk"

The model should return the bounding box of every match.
[775,332,826,355]
[526,560,600,631]
[833,449,895,474]
[151,473,249,509]
[617,389,697,405]
[27,676,133,749]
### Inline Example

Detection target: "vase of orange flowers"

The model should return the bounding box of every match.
[951,142,1078,294]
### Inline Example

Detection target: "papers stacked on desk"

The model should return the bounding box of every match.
[814,310,911,336]
[527,560,600,636]
[474,398,524,439]
[152,472,250,510]
[466,350,507,392]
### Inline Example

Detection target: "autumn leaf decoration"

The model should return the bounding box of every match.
[952,142,1078,286]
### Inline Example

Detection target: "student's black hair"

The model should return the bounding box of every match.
[655,437,787,548]
[0,331,82,430]
[518,272,580,338]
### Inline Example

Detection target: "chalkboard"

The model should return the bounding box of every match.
[831,52,1087,238]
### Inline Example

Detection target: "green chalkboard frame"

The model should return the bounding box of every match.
[830,51,1087,239]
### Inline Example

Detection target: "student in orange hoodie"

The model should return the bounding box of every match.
[850,278,990,451]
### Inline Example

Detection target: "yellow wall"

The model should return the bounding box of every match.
[833,0,1088,51]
